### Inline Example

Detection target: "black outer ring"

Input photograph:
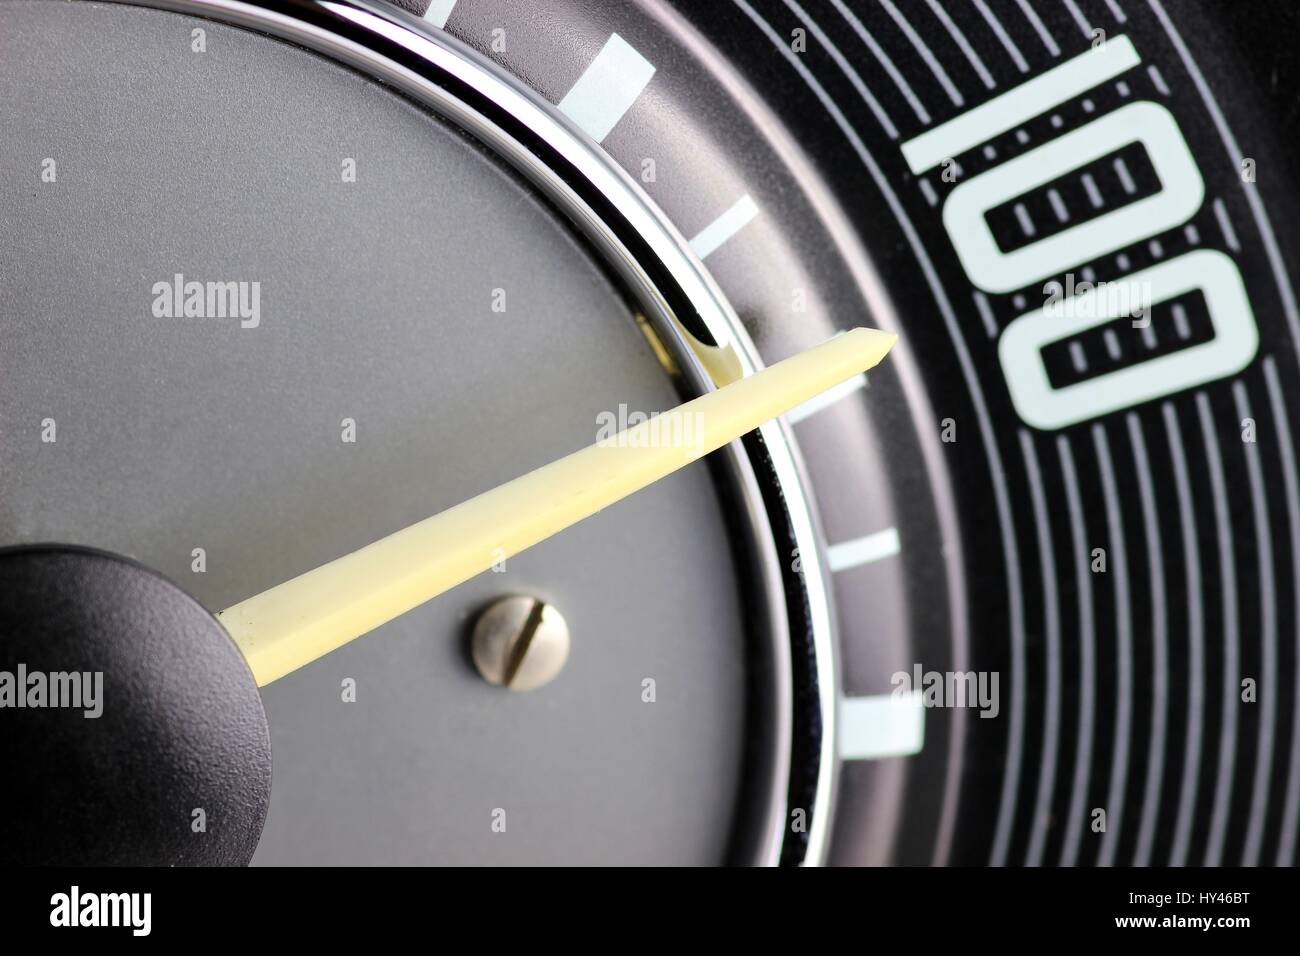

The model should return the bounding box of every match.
[687,0,1300,866]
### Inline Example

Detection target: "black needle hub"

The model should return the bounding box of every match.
[0,545,271,866]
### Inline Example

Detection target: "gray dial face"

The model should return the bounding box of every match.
[13,0,1300,873]
[0,1,757,864]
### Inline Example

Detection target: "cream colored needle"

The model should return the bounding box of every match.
[218,327,897,686]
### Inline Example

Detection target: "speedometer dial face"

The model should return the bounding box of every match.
[1,0,1298,870]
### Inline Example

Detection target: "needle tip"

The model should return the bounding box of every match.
[842,326,899,369]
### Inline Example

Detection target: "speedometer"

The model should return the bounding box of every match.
[1,0,1296,881]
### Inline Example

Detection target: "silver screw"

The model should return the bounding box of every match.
[470,595,570,691]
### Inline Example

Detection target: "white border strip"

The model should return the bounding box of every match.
[421,0,456,29]
[839,691,926,759]
[557,33,656,143]
[827,527,901,572]
[689,194,760,259]
[786,372,868,424]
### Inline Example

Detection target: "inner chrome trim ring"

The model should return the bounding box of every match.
[105,0,840,864]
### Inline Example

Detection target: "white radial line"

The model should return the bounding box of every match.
[1150,0,1300,363]
[1061,0,1093,38]
[1140,317,1159,351]
[1103,329,1122,362]
[972,290,999,339]
[1105,0,1130,24]
[900,36,1140,173]
[1263,357,1300,865]
[1233,381,1277,866]
[1047,188,1070,223]
[1195,391,1238,867]
[1163,401,1206,867]
[973,0,1030,73]
[1081,172,1104,209]
[1212,197,1242,253]
[786,372,867,424]
[1013,203,1036,238]
[1070,341,1088,374]
[1093,424,1134,867]
[878,0,966,107]
[421,0,457,29]
[688,194,759,260]
[839,691,926,759]
[731,0,1024,871]
[556,33,656,143]
[1147,64,1171,96]
[1057,436,1095,867]
[1113,156,1137,195]
[826,527,900,572]
[1015,0,1061,56]
[784,0,898,139]
[1127,413,1170,868]
[1018,431,1062,868]
[924,0,996,90]
[829,0,932,125]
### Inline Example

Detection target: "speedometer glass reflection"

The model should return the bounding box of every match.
[1,0,1298,872]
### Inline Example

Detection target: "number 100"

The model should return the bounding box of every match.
[903,36,1259,429]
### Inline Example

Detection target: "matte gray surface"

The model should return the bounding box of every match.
[0,0,750,864]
